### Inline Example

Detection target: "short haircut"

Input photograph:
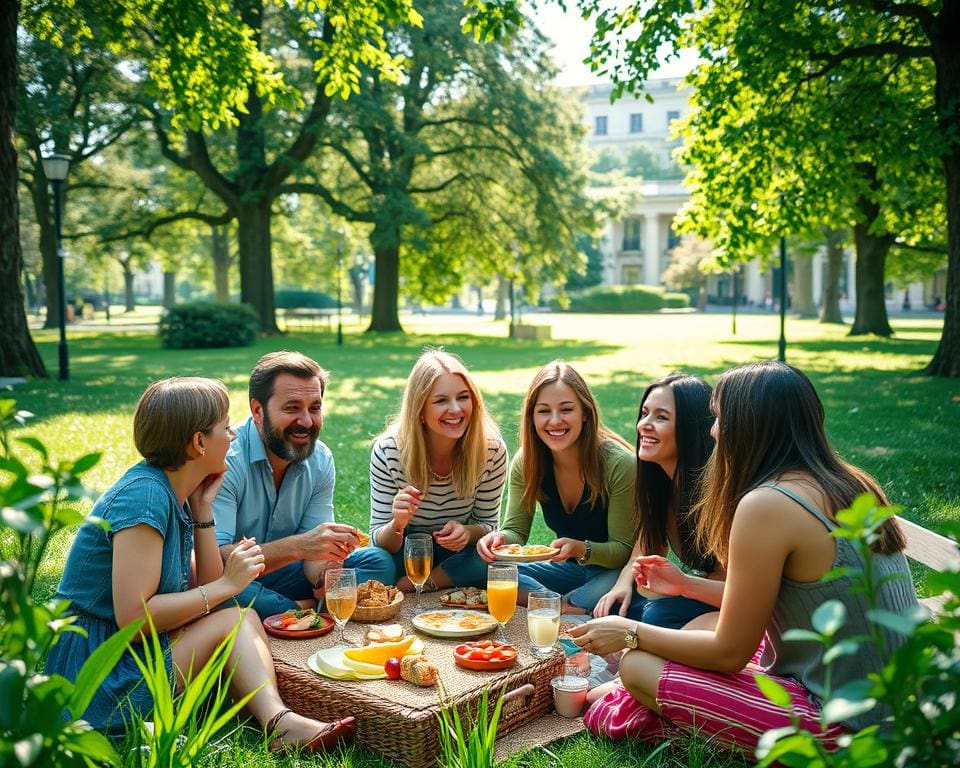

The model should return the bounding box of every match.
[248,351,328,406]
[134,377,230,469]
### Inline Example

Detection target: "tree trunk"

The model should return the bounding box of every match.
[849,220,893,336]
[925,13,960,376]
[122,261,135,312]
[792,252,817,318]
[236,201,277,333]
[162,270,176,308]
[368,223,402,331]
[211,224,230,302]
[0,0,47,378]
[495,274,508,320]
[819,226,845,324]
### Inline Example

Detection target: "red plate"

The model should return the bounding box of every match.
[262,612,335,639]
[453,640,519,671]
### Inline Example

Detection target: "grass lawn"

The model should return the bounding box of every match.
[7,310,959,767]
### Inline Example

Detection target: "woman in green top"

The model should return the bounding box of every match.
[477,361,636,613]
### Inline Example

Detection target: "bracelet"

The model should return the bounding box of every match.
[197,584,210,615]
[192,519,216,529]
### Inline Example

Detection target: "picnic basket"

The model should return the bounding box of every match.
[272,598,565,768]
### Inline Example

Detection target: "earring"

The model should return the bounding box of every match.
[200,448,206,456]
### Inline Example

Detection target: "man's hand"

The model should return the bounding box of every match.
[433,520,469,552]
[298,522,358,562]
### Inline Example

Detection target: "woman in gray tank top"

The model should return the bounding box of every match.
[569,361,918,754]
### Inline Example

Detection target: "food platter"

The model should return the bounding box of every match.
[411,609,498,638]
[262,610,335,639]
[492,544,560,563]
[438,587,489,611]
[308,647,387,680]
[453,640,519,671]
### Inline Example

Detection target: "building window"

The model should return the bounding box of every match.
[629,113,643,133]
[622,219,641,251]
[595,115,608,135]
[666,110,680,127]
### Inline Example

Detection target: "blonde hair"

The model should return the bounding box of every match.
[381,350,500,496]
[134,377,230,469]
[518,360,630,513]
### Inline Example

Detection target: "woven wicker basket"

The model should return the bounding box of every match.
[352,589,404,623]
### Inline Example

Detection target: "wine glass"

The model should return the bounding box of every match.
[487,562,518,641]
[404,533,433,614]
[324,568,357,646]
[527,589,561,657]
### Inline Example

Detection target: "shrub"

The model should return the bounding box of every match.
[274,289,337,309]
[158,302,259,349]
[552,285,690,313]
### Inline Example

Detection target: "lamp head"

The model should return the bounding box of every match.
[42,153,71,182]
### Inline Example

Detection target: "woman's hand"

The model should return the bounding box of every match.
[477,531,504,563]
[392,485,422,532]
[550,537,584,562]
[593,582,633,618]
[433,520,469,552]
[633,555,687,597]
[188,472,226,520]
[221,537,265,594]
[567,616,634,656]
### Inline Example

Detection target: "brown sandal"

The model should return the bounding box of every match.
[266,709,357,753]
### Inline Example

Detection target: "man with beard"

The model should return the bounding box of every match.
[213,351,395,618]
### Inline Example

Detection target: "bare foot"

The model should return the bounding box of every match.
[586,678,621,705]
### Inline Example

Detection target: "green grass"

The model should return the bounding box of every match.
[9,310,960,768]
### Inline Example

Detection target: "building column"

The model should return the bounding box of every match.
[846,251,856,309]
[644,213,660,285]
[746,260,764,305]
[602,220,617,285]
[812,249,823,306]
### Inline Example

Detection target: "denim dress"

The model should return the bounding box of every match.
[45,462,193,730]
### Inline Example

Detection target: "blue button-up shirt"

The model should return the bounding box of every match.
[213,417,336,547]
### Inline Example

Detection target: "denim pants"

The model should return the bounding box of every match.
[516,559,620,611]
[391,541,489,589]
[231,545,396,619]
[578,567,716,628]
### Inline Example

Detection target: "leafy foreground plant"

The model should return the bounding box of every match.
[437,684,506,768]
[0,398,140,768]
[120,610,257,768]
[755,493,960,768]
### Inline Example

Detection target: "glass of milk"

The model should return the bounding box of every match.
[527,589,561,657]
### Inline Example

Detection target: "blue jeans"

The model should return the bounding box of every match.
[391,541,489,588]
[581,568,716,629]
[231,545,396,619]
[516,560,619,611]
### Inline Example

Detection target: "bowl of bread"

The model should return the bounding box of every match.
[351,579,404,622]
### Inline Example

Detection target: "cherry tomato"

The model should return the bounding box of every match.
[384,657,402,680]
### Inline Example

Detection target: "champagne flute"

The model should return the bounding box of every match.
[527,589,561,657]
[404,533,433,614]
[487,562,518,641]
[324,568,357,646]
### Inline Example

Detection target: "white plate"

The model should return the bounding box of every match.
[412,609,498,638]
[492,545,560,563]
[307,647,386,680]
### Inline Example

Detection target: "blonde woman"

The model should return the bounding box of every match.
[477,361,636,613]
[370,350,507,590]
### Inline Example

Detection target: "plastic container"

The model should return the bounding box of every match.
[551,674,589,718]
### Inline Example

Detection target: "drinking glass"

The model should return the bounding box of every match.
[487,562,518,641]
[404,533,433,614]
[324,568,357,646]
[527,589,561,657]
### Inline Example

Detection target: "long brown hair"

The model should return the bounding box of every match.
[381,349,500,496]
[518,360,630,513]
[695,361,905,564]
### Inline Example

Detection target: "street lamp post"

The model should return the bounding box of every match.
[42,153,71,381]
[778,234,788,362]
[336,240,343,347]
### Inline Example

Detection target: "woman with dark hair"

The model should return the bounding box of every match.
[592,374,722,630]
[569,361,917,752]
[477,360,636,613]
[46,378,355,752]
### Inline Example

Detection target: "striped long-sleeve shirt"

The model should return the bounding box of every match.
[368,435,508,539]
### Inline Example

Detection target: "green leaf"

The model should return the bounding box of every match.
[754,673,793,708]
[13,734,43,766]
[69,452,102,475]
[811,600,847,637]
[59,727,121,765]
[0,506,44,534]
[821,695,876,725]
[782,628,824,644]
[823,638,862,665]
[865,609,919,636]
[0,661,27,730]
[15,436,48,462]
[68,620,143,718]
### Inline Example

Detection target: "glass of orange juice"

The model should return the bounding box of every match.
[324,568,357,645]
[404,533,433,614]
[487,563,518,640]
